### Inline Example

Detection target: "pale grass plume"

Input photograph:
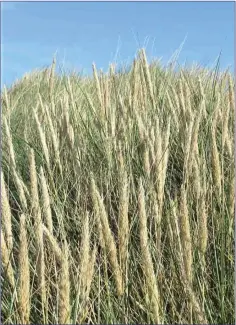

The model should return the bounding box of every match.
[37,224,47,315]
[198,76,205,99]
[110,98,117,137]
[183,79,193,119]
[59,241,71,324]
[183,277,208,324]
[43,224,63,262]
[153,123,164,215]
[12,168,28,210]
[62,99,74,148]
[37,96,47,125]
[20,177,30,198]
[50,99,56,117]
[1,171,13,252]
[99,70,105,102]
[40,167,53,233]
[178,78,186,116]
[23,127,28,143]
[68,123,75,148]
[117,142,125,171]
[92,63,104,117]
[167,212,174,245]
[1,229,15,288]
[149,137,156,171]
[79,211,91,295]
[171,87,180,113]
[183,117,194,184]
[228,163,235,239]
[143,144,151,177]
[3,116,16,169]
[198,197,208,263]
[201,158,207,199]
[158,118,171,214]
[77,245,97,324]
[38,92,46,116]
[149,127,155,148]
[128,87,133,110]
[179,186,193,285]
[90,178,105,249]
[166,91,179,128]
[138,179,161,324]
[139,71,147,110]
[35,94,46,124]
[136,112,148,141]
[152,117,162,183]
[228,74,235,112]
[44,105,63,175]
[82,91,96,119]
[188,102,203,173]
[91,177,124,296]
[29,148,42,242]
[67,76,76,112]
[222,101,230,149]
[198,77,207,118]
[229,164,235,217]
[33,108,50,170]
[49,56,56,96]
[225,132,233,157]
[118,93,127,116]
[118,169,129,279]
[200,97,207,120]
[212,92,221,129]
[211,126,222,195]
[139,49,155,107]
[192,157,201,200]
[109,62,116,78]
[169,199,183,260]
[18,214,30,324]
[102,73,109,111]
[29,149,46,312]
[61,94,69,125]
[85,245,97,298]
[131,58,139,109]
[152,192,161,254]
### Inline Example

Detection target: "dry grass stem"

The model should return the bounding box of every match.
[138,180,161,324]
[42,224,63,261]
[179,186,193,284]
[91,177,124,296]
[1,172,13,251]
[3,116,16,169]
[118,169,129,279]
[33,108,50,170]
[59,241,71,324]
[18,214,30,324]
[1,229,15,288]
[40,167,53,233]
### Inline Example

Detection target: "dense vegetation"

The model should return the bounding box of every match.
[1,49,235,324]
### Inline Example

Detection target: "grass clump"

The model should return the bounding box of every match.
[1,49,234,324]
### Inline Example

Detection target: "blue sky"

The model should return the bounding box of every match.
[1,1,234,87]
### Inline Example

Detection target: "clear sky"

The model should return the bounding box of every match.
[1,1,234,87]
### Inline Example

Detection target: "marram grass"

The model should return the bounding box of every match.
[1,49,234,324]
